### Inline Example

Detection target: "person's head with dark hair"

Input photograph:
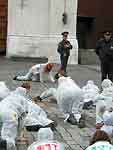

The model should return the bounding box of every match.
[21,82,31,90]
[103,30,112,42]
[90,130,111,146]
[61,31,69,41]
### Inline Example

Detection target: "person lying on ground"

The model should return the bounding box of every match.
[82,80,99,109]
[23,97,57,132]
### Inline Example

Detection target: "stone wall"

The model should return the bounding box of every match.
[7,0,78,64]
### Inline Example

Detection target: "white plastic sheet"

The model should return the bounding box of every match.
[24,102,53,127]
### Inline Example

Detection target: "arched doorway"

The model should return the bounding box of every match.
[0,0,8,55]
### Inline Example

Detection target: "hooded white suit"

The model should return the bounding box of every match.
[28,128,64,150]
[40,76,83,121]
[95,79,113,119]
[96,79,113,126]
[82,80,99,103]
[16,63,55,82]
[0,87,28,150]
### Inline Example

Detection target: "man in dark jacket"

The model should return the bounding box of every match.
[57,32,73,75]
[95,31,113,81]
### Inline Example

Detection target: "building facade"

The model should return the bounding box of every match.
[77,0,113,49]
[0,0,8,54]
[1,0,113,63]
[6,0,78,64]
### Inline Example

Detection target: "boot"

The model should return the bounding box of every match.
[67,114,78,125]
[0,138,7,150]
[25,124,43,132]
[78,113,86,128]
[13,76,17,80]
[36,96,42,102]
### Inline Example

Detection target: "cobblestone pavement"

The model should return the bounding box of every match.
[0,58,100,150]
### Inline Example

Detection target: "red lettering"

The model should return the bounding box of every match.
[52,144,58,150]
[45,144,51,150]
[37,145,44,150]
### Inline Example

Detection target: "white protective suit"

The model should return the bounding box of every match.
[95,79,113,112]
[82,80,99,103]
[16,63,55,82]
[40,76,83,121]
[0,87,28,150]
[0,81,10,101]
[86,141,113,150]
[24,101,54,127]
[28,128,64,150]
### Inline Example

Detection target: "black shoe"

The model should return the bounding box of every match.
[36,96,42,102]
[0,138,7,150]
[13,76,17,80]
[67,114,78,125]
[54,73,59,80]
[25,124,43,132]
[78,113,86,128]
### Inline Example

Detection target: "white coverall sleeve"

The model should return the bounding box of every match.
[49,71,55,82]
[40,88,57,100]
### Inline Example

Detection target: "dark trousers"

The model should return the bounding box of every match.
[101,61,113,81]
[60,55,69,73]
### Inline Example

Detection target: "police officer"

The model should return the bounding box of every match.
[57,32,73,75]
[95,31,113,81]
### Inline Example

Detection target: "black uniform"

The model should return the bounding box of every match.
[57,39,73,74]
[95,38,113,81]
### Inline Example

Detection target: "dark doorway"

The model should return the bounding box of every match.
[77,16,95,49]
[0,0,8,55]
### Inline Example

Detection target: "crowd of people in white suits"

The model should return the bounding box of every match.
[1,62,113,149]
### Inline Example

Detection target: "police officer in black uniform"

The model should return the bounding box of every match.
[95,31,113,81]
[57,32,73,75]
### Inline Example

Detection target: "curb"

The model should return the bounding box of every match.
[81,65,100,73]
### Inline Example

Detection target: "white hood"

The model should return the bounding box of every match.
[101,79,112,90]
